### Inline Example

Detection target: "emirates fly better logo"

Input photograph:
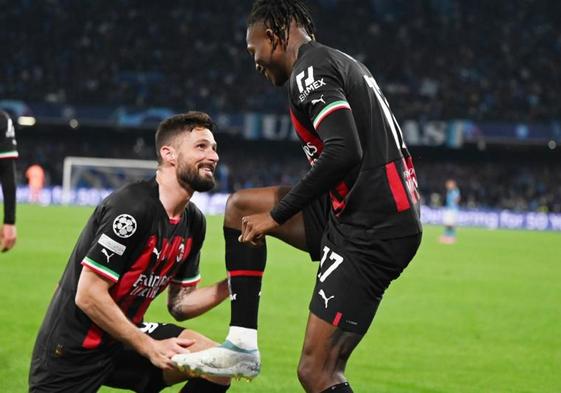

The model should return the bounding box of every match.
[113,214,137,238]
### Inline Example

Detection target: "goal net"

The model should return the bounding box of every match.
[62,156,157,203]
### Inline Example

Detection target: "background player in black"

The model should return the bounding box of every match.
[0,110,18,252]
[30,112,231,392]
[173,2,422,392]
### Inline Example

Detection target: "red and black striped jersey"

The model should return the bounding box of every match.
[286,41,422,239]
[35,178,205,355]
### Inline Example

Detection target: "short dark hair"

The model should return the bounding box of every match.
[247,0,315,50]
[155,111,215,164]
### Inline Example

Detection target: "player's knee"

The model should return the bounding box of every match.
[297,358,314,391]
[224,191,248,227]
[298,345,349,390]
[297,354,327,390]
[224,189,268,227]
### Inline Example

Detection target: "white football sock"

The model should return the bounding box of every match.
[226,326,258,351]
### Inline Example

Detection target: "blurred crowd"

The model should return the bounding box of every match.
[4,0,560,213]
[2,0,560,121]
[417,161,561,213]
[15,128,561,213]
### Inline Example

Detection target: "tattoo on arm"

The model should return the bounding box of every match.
[168,284,195,319]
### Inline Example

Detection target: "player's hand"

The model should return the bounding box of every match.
[146,337,195,370]
[239,213,280,246]
[0,224,16,252]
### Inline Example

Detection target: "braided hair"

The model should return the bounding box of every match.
[247,0,315,49]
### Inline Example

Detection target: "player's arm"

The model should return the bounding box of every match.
[167,211,229,320]
[270,108,362,224]
[0,159,17,252]
[167,279,229,321]
[75,269,192,370]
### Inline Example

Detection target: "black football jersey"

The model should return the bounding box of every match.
[288,41,421,238]
[35,178,205,355]
[0,111,18,159]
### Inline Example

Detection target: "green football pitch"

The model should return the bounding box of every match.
[1,205,559,392]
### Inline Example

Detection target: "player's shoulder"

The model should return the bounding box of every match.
[186,201,206,228]
[296,41,356,69]
[103,178,159,216]
[293,42,335,73]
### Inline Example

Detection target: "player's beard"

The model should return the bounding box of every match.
[176,161,216,192]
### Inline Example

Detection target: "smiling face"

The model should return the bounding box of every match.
[246,22,291,87]
[173,127,219,192]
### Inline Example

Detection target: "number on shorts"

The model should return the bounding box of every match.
[139,322,159,334]
[318,246,344,283]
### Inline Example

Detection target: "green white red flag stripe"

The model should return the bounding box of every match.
[0,151,19,159]
[313,100,351,129]
[171,273,201,287]
[81,257,120,282]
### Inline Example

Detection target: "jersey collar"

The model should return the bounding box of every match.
[296,40,320,61]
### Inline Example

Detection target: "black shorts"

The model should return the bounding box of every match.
[302,194,331,261]
[303,195,422,335]
[29,322,184,393]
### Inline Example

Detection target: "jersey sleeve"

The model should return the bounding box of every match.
[0,112,19,159]
[0,159,16,224]
[290,50,351,130]
[171,207,206,287]
[81,192,151,283]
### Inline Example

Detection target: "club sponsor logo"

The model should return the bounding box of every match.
[113,214,137,238]
[98,233,126,255]
[131,273,171,299]
[302,142,319,164]
[176,242,185,262]
[403,167,420,202]
[296,66,326,102]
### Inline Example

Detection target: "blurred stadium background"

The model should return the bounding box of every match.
[1,0,560,392]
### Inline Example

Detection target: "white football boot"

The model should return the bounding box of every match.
[172,340,261,380]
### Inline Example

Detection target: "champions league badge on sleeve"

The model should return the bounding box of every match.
[113,214,137,238]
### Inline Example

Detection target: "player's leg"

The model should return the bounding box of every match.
[298,314,362,392]
[173,187,317,379]
[29,355,110,393]
[298,232,422,392]
[440,210,457,244]
[105,322,230,392]
[224,186,308,247]
[223,186,307,351]
[164,329,230,389]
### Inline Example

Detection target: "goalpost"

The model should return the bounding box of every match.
[62,156,157,203]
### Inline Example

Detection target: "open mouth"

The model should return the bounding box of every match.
[199,163,215,175]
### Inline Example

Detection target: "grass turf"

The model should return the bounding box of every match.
[0,205,559,392]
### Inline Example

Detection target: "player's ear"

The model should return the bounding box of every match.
[160,146,176,165]
[265,28,280,48]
